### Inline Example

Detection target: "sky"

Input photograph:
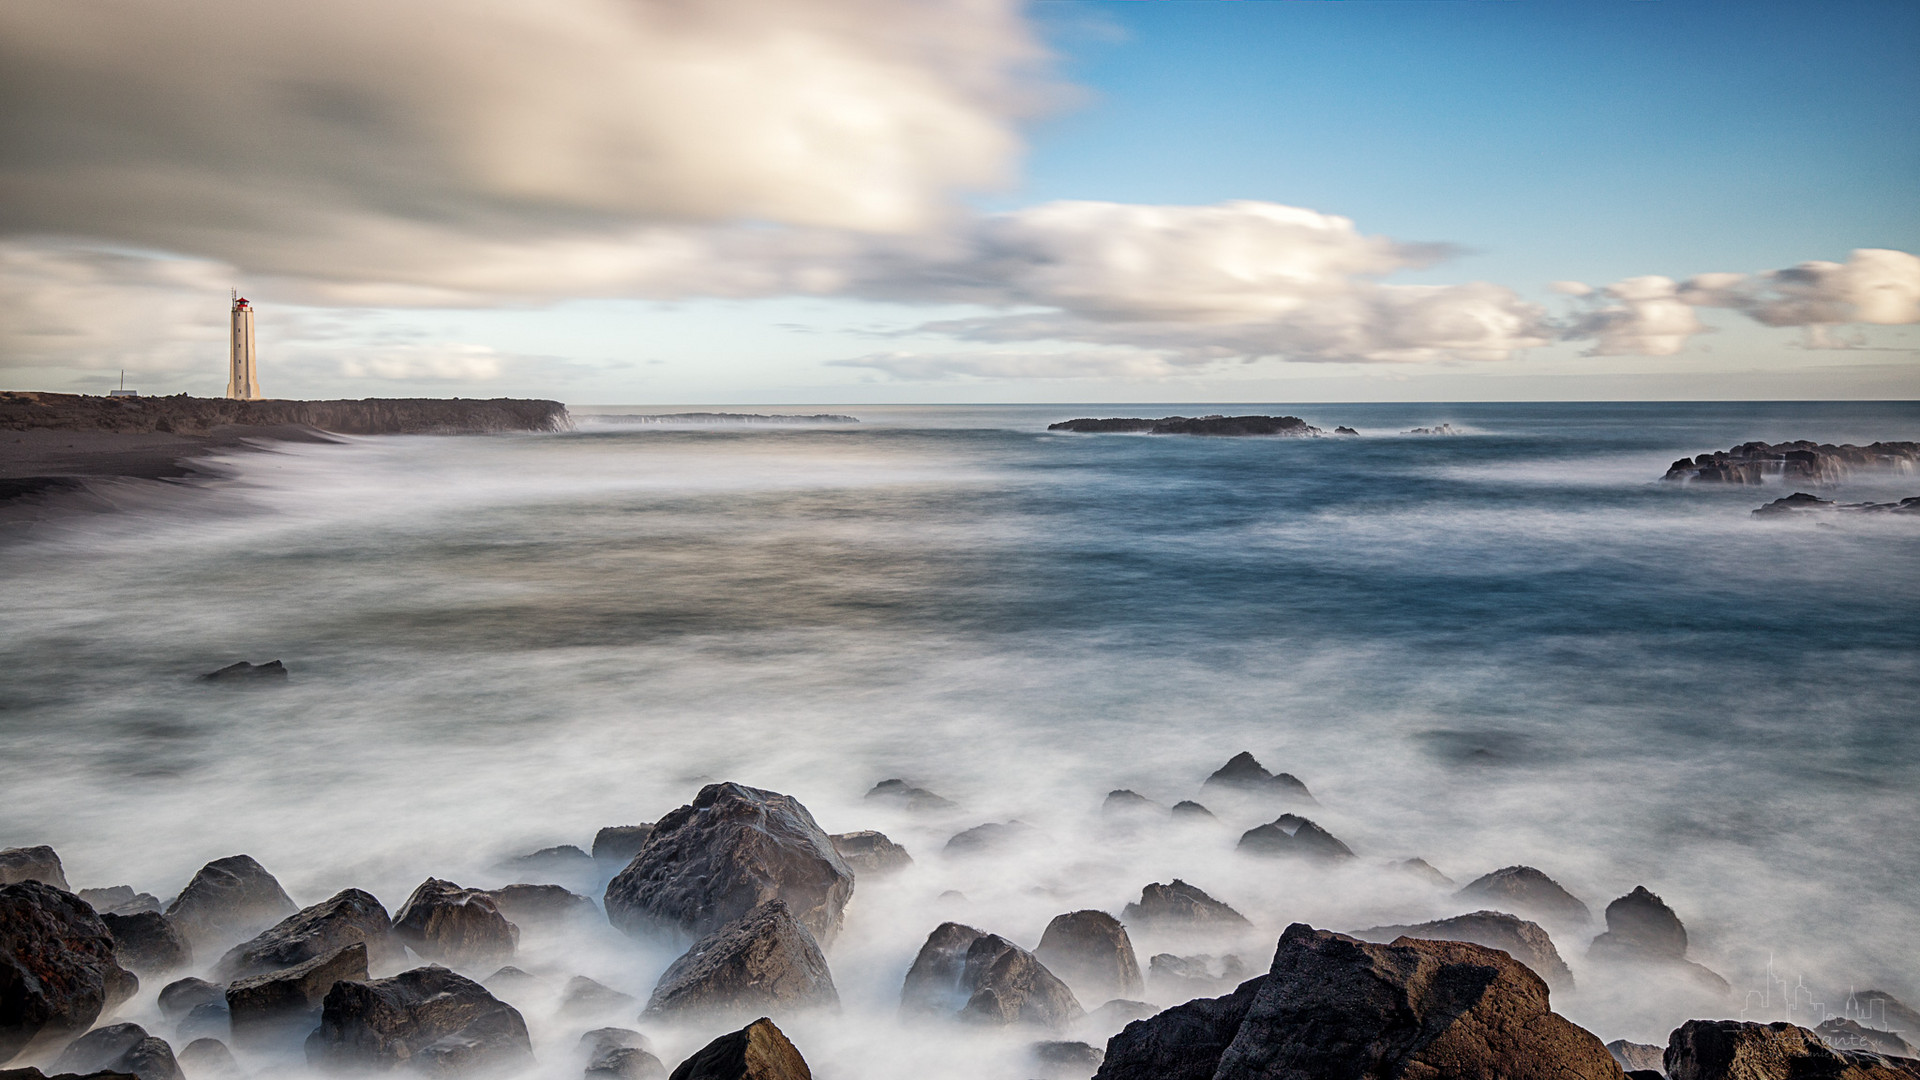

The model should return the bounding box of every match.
[1,0,1916,404]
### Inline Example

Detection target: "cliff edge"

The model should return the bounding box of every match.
[1,392,569,437]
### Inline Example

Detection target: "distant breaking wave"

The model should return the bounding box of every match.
[584,412,859,425]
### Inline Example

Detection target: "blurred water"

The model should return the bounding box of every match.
[2,401,1918,1075]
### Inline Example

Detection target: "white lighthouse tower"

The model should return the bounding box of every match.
[227,290,261,400]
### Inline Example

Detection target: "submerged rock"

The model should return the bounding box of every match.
[664,1017,810,1080]
[99,912,190,977]
[197,660,287,682]
[1121,881,1251,932]
[1665,1019,1920,1080]
[1048,416,1323,437]
[562,976,638,1015]
[225,942,368,1045]
[606,783,854,948]
[507,845,594,878]
[1034,911,1144,1002]
[1608,1039,1665,1073]
[864,779,955,812]
[827,831,912,877]
[50,1023,181,1080]
[1353,910,1573,991]
[643,901,837,1019]
[0,847,69,891]
[1236,814,1355,862]
[1200,753,1314,802]
[482,883,596,926]
[163,856,298,953]
[593,825,655,864]
[305,965,532,1076]
[75,888,161,917]
[943,822,1034,856]
[214,887,395,982]
[1455,865,1592,930]
[391,878,518,968]
[1,881,139,1065]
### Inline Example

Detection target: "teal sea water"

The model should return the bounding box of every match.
[2,401,1917,1074]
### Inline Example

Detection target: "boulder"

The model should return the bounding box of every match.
[1200,753,1313,802]
[605,784,854,947]
[1170,801,1216,822]
[1665,1019,1920,1080]
[562,976,638,1015]
[50,1025,180,1080]
[175,1038,240,1079]
[580,1027,651,1059]
[901,923,990,1014]
[1608,1039,1666,1072]
[1102,792,1165,820]
[1817,1019,1920,1059]
[664,1017,810,1080]
[1149,954,1249,1000]
[1353,910,1573,991]
[1590,886,1687,961]
[174,1002,229,1045]
[943,822,1034,857]
[162,857,297,953]
[74,890,160,918]
[1236,815,1354,862]
[507,845,594,878]
[1035,911,1144,1001]
[1455,865,1592,930]
[391,879,518,968]
[1122,881,1251,932]
[0,849,69,892]
[155,980,221,1023]
[591,1045,668,1079]
[642,901,837,1019]
[593,825,655,865]
[99,913,190,977]
[864,779,955,812]
[957,935,1084,1028]
[305,965,533,1077]
[827,832,912,877]
[1,881,139,1065]
[197,660,287,682]
[225,942,368,1045]
[482,884,596,926]
[213,888,395,982]
[1031,1040,1104,1080]
[1099,924,1624,1080]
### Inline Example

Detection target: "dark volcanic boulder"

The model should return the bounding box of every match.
[864,779,955,812]
[391,879,518,968]
[665,1017,810,1080]
[1665,1019,1920,1080]
[1455,865,1591,930]
[593,825,655,864]
[75,890,160,918]
[1201,753,1314,802]
[98,913,190,977]
[156,979,222,1022]
[1589,886,1688,960]
[606,784,854,947]
[214,887,395,981]
[162,856,297,953]
[827,832,912,877]
[176,1038,240,1079]
[957,935,1084,1028]
[591,1045,667,1079]
[305,965,532,1076]
[1101,924,1623,1080]
[481,883,596,926]
[1,881,139,1064]
[642,901,837,1019]
[1122,881,1251,932]
[1353,910,1573,991]
[1095,977,1265,1080]
[1608,1040,1665,1072]
[50,1024,181,1080]
[1035,911,1144,1001]
[1149,954,1249,1000]
[0,848,69,892]
[1236,815,1355,862]
[225,942,368,1044]
[901,923,990,1014]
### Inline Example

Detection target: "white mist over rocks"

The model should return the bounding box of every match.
[2,402,1918,1078]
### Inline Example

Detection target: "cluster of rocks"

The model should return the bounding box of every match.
[1753,492,1920,516]
[1047,416,1332,437]
[1664,440,1920,485]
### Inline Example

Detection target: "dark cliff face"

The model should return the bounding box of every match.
[0,392,569,436]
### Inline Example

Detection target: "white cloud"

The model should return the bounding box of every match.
[1562,275,1708,357]
[832,348,1193,381]
[339,345,504,382]
[0,242,232,373]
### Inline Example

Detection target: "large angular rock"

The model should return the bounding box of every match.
[1121,881,1250,932]
[901,923,990,1014]
[827,832,912,877]
[958,934,1084,1028]
[1035,911,1144,1002]
[1665,1019,1920,1080]
[50,1024,181,1080]
[1353,910,1573,991]
[1098,924,1624,1080]
[1,881,139,1065]
[1236,815,1354,862]
[305,965,532,1077]
[481,884,595,926]
[592,825,655,865]
[155,979,222,1023]
[214,888,396,981]
[1094,976,1264,1080]
[0,849,69,892]
[666,1017,810,1080]
[642,901,837,1019]
[1200,753,1313,802]
[75,889,161,917]
[1455,865,1592,930]
[1590,886,1687,961]
[98,913,190,977]
[225,942,368,1044]
[606,784,854,947]
[391,879,518,968]
[162,856,297,953]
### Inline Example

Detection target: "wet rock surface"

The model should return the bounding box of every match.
[392,879,518,968]
[225,942,368,1044]
[305,965,532,1077]
[592,825,655,865]
[642,900,837,1019]
[162,856,297,954]
[1665,1019,1920,1080]
[1236,814,1355,862]
[50,1024,180,1080]
[1035,911,1144,1002]
[1048,416,1325,437]
[606,783,854,947]
[213,887,395,981]
[1663,440,1920,485]
[155,980,221,1022]
[1200,753,1313,802]
[1455,865,1592,930]
[901,923,990,1014]
[481,884,596,926]
[98,913,189,977]
[1354,910,1573,991]
[0,849,69,892]
[2,881,139,1065]
[956,935,1084,1028]
[1122,881,1251,932]
[664,1017,811,1080]
[1750,492,1920,516]
[1094,976,1264,1080]
[826,831,912,877]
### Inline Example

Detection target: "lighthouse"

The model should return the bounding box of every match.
[227,290,261,400]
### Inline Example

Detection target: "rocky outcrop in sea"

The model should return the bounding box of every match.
[1664,440,1920,484]
[1048,416,1327,436]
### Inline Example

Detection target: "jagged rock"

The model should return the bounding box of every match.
[99,913,190,976]
[1200,753,1314,801]
[51,1025,181,1080]
[225,942,368,1044]
[1035,911,1144,1002]
[1,881,139,1065]
[642,901,836,1019]
[1608,1039,1666,1072]
[943,822,1034,856]
[1590,886,1687,961]
[864,779,955,812]
[1665,1019,1920,1080]
[483,966,536,991]
[198,661,287,683]
[1334,426,1360,436]
[1149,954,1248,1000]
[162,856,297,953]
[1170,801,1215,822]
[1236,814,1355,862]
[508,845,594,877]
[175,1038,240,1079]
[213,888,394,981]
[957,935,1084,1028]
[1049,416,1323,437]
[664,1017,810,1080]
[305,965,532,1077]
[1122,881,1251,932]
[1855,993,1920,1043]
[1455,865,1592,929]
[580,1027,651,1058]
[1407,424,1462,436]
[563,976,638,1015]
[1100,924,1622,1080]
[1394,858,1455,886]
[0,848,69,892]
[1754,493,1920,516]
[901,923,990,1013]
[1817,1019,1920,1059]
[1353,910,1573,991]
[827,832,912,877]
[1031,1040,1104,1080]
[483,884,596,926]
[155,980,221,1023]
[391,879,518,968]
[74,890,160,918]
[606,783,854,947]
[1664,440,1920,485]
[594,825,655,865]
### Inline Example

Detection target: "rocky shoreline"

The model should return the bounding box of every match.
[1048,415,1350,437]
[5,753,1915,1080]
[1663,440,1920,485]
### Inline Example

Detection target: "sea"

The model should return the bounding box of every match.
[2,401,1917,1077]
